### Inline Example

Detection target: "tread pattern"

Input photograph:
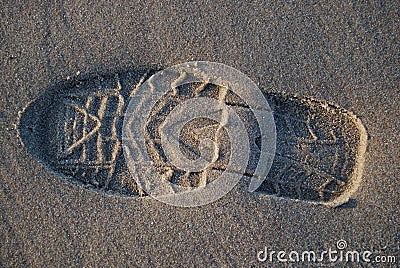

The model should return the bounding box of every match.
[18,71,367,206]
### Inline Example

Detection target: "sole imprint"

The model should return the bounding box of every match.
[17,70,367,207]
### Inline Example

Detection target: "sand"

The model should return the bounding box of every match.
[1,1,399,267]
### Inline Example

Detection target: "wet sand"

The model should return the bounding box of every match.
[1,1,399,267]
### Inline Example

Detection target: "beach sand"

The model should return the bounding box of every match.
[1,1,399,267]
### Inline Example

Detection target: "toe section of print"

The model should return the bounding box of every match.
[17,71,153,196]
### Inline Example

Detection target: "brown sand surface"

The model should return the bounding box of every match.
[1,1,399,267]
